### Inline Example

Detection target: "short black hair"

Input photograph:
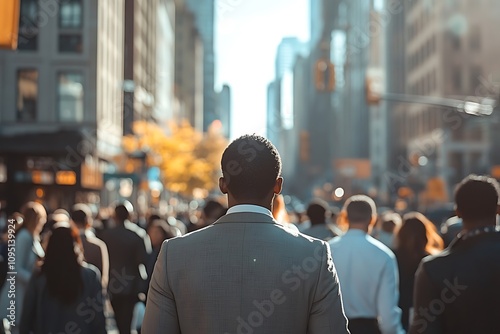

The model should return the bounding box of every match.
[343,195,376,224]
[71,203,92,227]
[221,134,281,200]
[455,174,500,221]
[114,201,133,222]
[307,199,329,225]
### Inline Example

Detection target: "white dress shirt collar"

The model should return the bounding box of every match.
[226,204,273,218]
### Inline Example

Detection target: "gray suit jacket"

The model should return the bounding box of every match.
[143,212,349,334]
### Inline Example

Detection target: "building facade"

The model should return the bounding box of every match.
[392,0,500,203]
[216,84,231,139]
[0,0,124,213]
[174,0,204,132]
[185,0,216,131]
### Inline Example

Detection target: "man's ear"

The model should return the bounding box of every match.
[274,177,283,195]
[455,207,462,218]
[219,177,228,194]
[497,204,500,216]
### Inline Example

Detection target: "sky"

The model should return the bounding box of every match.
[215,0,310,139]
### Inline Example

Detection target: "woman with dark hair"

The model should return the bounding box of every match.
[394,212,444,331]
[0,202,46,331]
[20,222,106,334]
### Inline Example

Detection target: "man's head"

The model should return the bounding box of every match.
[114,200,134,223]
[455,174,500,227]
[380,212,402,234]
[71,203,93,229]
[219,134,283,206]
[341,195,377,229]
[307,199,330,225]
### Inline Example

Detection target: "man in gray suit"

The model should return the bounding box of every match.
[143,134,349,334]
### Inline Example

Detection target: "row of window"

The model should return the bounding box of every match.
[406,2,434,40]
[18,0,83,53]
[409,70,437,96]
[17,69,84,122]
[407,35,437,72]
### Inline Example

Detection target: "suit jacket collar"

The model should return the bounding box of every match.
[213,212,278,225]
[448,226,500,250]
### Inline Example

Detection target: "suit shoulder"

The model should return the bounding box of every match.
[366,235,397,259]
[85,235,108,249]
[163,224,214,245]
[124,221,148,238]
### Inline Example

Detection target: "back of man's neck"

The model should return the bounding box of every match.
[348,224,369,233]
[228,201,271,211]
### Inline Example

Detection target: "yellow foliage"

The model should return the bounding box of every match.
[121,120,229,197]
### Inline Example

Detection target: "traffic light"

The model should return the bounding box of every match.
[366,77,381,105]
[365,69,384,105]
[315,59,335,92]
[0,0,21,50]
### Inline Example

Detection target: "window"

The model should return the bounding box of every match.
[58,0,83,53]
[59,34,83,53]
[59,0,83,28]
[17,0,39,51]
[469,26,481,51]
[57,72,84,122]
[17,69,39,121]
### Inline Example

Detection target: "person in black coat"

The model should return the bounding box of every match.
[394,212,443,331]
[20,222,106,334]
[99,201,151,334]
[410,175,500,334]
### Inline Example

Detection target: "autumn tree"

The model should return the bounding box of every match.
[121,120,228,197]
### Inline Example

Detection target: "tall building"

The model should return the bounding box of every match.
[0,0,124,213]
[155,0,176,123]
[266,81,280,145]
[185,0,216,131]
[335,0,371,159]
[123,0,175,133]
[309,0,324,51]
[174,0,204,132]
[269,37,307,152]
[393,0,500,201]
[275,37,308,80]
[216,84,231,139]
[368,7,389,203]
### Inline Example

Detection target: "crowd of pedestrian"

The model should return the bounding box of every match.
[0,135,499,334]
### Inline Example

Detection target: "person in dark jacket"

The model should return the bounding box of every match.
[20,222,106,334]
[410,174,500,334]
[99,201,151,334]
[394,212,443,331]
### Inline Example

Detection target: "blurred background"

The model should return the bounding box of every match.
[1,0,500,224]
